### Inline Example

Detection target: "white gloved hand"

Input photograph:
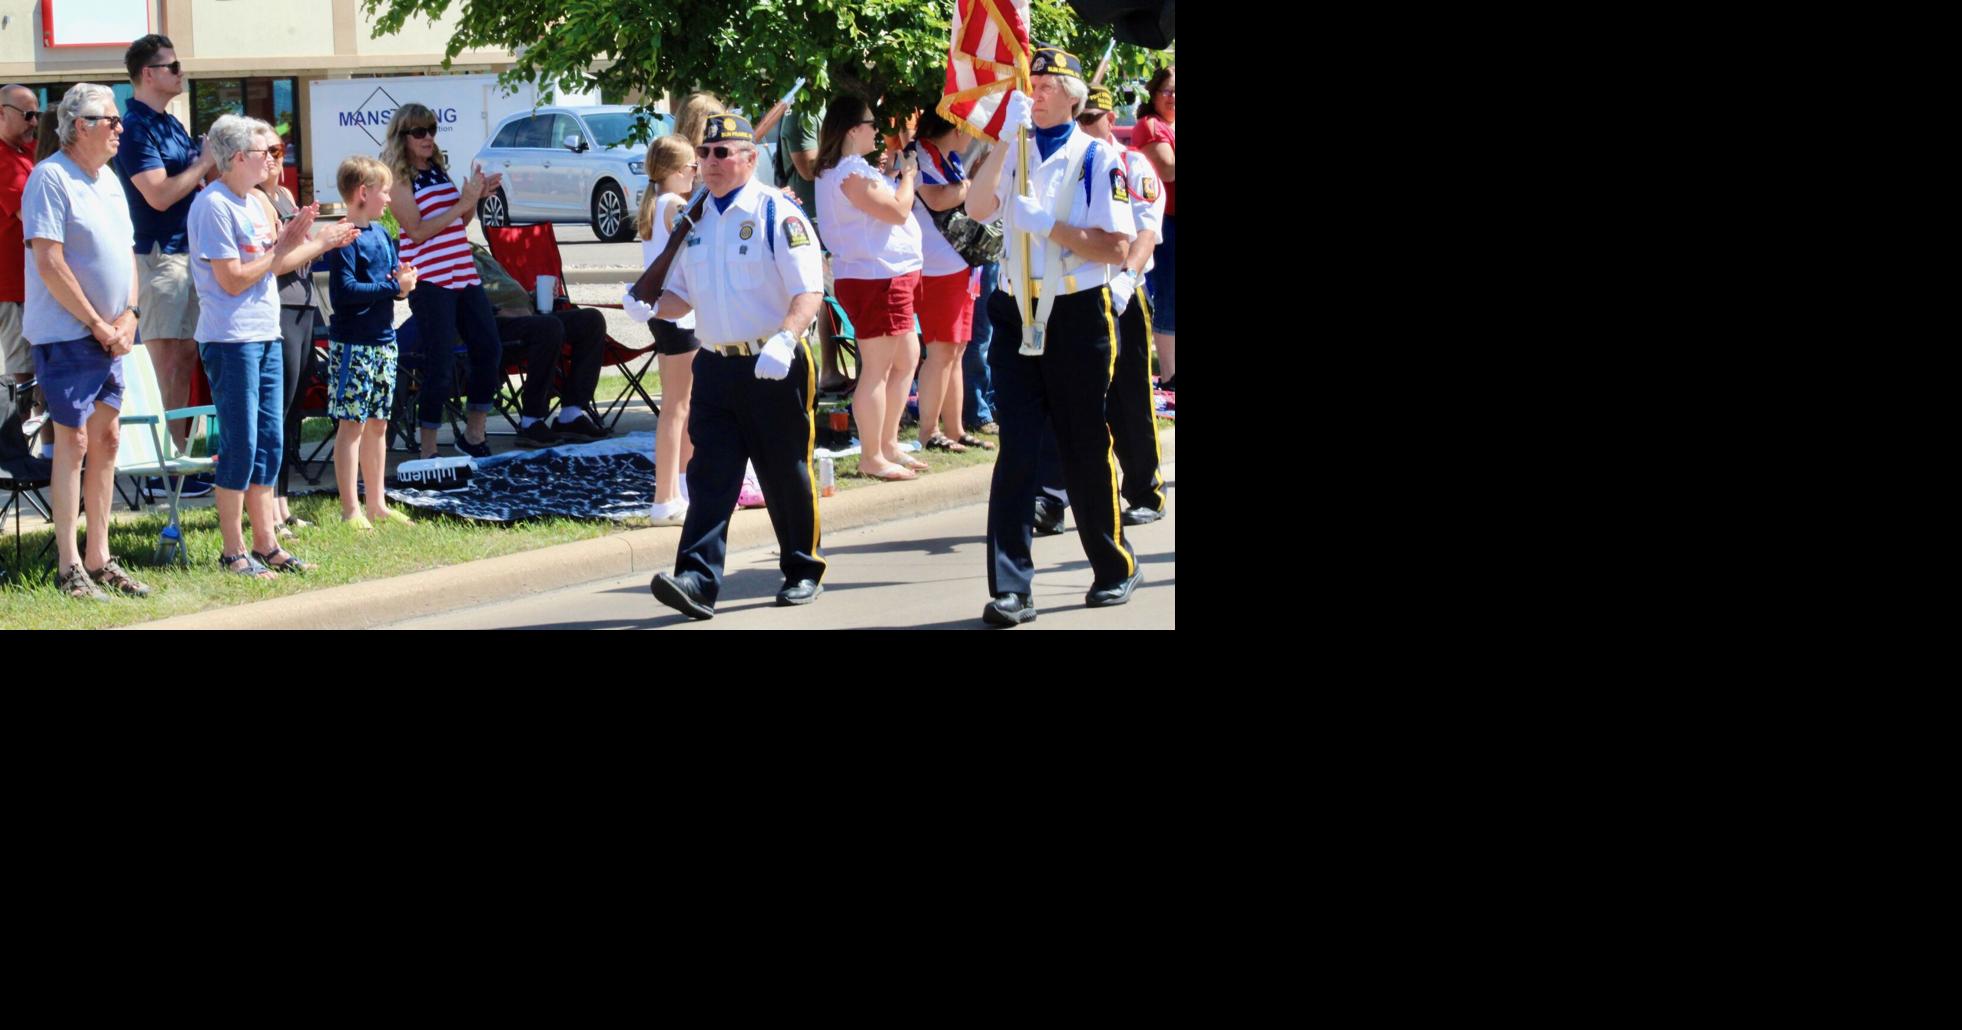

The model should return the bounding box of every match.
[1109,269,1136,316]
[755,330,797,380]
[621,290,657,323]
[1009,194,1056,237]
[1000,90,1033,137]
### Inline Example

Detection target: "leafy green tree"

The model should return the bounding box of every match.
[364,0,1166,140]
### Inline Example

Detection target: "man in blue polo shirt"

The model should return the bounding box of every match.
[114,33,216,498]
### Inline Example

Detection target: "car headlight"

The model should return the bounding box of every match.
[628,159,645,175]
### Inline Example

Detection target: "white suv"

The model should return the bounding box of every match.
[473,105,674,242]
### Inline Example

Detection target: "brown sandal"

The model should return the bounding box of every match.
[57,563,110,601]
[88,558,152,598]
[955,433,995,451]
[923,433,967,453]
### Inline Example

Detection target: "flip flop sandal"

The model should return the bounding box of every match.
[860,464,918,482]
[956,433,996,451]
[898,455,931,472]
[250,548,315,575]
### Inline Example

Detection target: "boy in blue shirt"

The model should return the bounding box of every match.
[324,155,417,530]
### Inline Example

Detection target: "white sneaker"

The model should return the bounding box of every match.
[648,499,689,527]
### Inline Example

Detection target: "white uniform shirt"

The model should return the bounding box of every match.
[1120,147,1165,273]
[992,123,1135,299]
[665,177,825,346]
[644,192,694,331]
[815,153,923,281]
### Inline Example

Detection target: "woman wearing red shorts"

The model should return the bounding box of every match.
[815,95,927,481]
[908,111,993,454]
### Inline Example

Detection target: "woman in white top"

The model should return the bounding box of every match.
[908,110,992,455]
[814,95,927,482]
[632,135,701,526]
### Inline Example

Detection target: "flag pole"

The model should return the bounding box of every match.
[1014,43,1038,351]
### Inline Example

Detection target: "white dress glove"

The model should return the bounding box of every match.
[755,330,798,380]
[1108,269,1137,317]
[1000,90,1033,137]
[621,290,657,323]
[1009,194,1056,238]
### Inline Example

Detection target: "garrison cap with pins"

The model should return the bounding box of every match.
[701,114,754,143]
[1029,45,1084,79]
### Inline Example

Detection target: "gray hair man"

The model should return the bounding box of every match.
[18,83,153,599]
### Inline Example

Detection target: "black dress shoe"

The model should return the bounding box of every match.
[1121,505,1163,526]
[554,412,611,440]
[456,435,493,458]
[516,421,560,447]
[649,571,715,620]
[982,592,1037,627]
[1085,570,1143,608]
[776,578,823,606]
[1033,502,1066,536]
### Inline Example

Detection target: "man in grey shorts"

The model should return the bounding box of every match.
[113,34,215,475]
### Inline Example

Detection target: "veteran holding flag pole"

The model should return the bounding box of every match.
[960,44,1140,627]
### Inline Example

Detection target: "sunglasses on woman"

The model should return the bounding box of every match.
[405,127,437,139]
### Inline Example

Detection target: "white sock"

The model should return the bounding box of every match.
[557,408,585,424]
[678,474,690,500]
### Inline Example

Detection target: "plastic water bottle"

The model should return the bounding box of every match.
[819,457,835,498]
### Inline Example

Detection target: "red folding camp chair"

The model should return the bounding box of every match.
[484,223,659,430]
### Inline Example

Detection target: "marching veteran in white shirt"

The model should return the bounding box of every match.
[963,45,1139,628]
[628,113,829,621]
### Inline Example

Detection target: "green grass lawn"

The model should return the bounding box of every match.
[0,495,633,630]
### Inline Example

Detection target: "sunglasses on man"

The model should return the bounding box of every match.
[695,144,748,161]
[147,61,183,76]
[2,103,39,121]
[78,114,123,130]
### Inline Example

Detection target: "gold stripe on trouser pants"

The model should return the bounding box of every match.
[1098,287,1133,575]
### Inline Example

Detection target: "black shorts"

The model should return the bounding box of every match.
[652,318,700,356]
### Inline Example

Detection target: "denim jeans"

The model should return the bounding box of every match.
[199,339,284,491]
[962,261,999,426]
[407,282,501,429]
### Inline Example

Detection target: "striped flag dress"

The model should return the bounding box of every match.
[399,165,480,290]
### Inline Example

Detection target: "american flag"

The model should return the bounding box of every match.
[937,0,1032,144]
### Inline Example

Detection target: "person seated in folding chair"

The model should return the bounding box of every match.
[17,83,152,600]
[472,245,609,446]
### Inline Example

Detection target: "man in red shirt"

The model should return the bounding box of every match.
[1,84,41,392]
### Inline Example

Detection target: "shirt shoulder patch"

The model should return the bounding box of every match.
[784,215,811,249]
[1110,166,1130,204]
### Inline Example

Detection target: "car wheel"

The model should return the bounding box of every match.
[592,180,633,242]
[479,187,510,227]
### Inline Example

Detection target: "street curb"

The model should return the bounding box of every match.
[129,429,1173,630]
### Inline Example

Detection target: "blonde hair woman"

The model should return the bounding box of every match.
[382,102,505,458]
